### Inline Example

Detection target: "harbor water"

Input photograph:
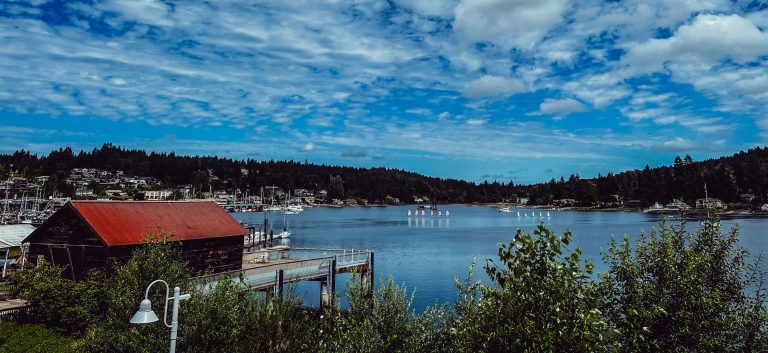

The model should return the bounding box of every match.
[232,205,768,311]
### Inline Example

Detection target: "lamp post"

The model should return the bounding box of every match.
[130,279,192,353]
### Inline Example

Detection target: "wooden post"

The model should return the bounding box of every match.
[320,279,330,308]
[330,257,337,307]
[367,251,375,298]
[1,248,8,278]
[274,269,284,299]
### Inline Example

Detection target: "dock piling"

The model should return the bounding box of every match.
[274,269,284,299]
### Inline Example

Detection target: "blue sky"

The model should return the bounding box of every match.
[0,0,767,183]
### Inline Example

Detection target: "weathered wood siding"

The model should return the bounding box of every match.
[104,237,243,275]
[26,206,108,280]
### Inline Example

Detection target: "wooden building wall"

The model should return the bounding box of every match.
[103,237,243,275]
[26,206,109,280]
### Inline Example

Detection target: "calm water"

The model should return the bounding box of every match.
[232,205,768,311]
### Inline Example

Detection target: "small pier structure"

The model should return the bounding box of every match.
[191,247,374,307]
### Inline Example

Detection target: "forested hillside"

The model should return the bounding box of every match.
[2,144,768,206]
[521,149,768,207]
[0,144,515,203]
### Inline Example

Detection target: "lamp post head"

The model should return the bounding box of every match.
[130,298,159,324]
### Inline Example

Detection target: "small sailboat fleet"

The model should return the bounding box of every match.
[408,206,450,218]
[511,209,552,220]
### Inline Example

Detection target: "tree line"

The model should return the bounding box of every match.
[3,144,768,206]
[0,144,516,203]
[521,149,768,207]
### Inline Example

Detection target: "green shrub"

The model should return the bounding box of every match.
[448,223,609,352]
[601,219,768,352]
[5,264,106,334]
[323,275,449,353]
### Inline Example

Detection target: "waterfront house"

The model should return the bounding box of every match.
[143,189,173,201]
[23,201,247,280]
[0,224,34,278]
[695,198,727,210]
[666,199,691,210]
[75,188,94,198]
[553,198,577,207]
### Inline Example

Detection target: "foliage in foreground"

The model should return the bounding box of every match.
[602,220,768,352]
[449,225,608,352]
[0,322,80,353]
[6,220,768,352]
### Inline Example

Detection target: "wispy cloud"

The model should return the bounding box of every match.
[0,0,764,181]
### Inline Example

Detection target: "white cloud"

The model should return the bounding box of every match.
[463,75,527,98]
[393,0,458,17]
[561,73,631,108]
[405,108,433,116]
[652,137,727,152]
[465,118,486,126]
[300,143,315,152]
[453,0,569,49]
[308,116,335,127]
[622,14,768,75]
[537,98,587,117]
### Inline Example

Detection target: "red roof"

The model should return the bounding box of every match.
[68,201,247,246]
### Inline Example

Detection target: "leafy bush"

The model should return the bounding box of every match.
[448,224,608,352]
[323,275,449,353]
[601,220,768,352]
[5,264,106,334]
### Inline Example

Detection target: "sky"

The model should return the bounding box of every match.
[0,0,767,184]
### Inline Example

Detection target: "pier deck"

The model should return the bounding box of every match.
[192,248,373,301]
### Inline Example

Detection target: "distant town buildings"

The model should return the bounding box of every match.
[695,198,726,210]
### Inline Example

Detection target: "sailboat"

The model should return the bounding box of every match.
[263,186,281,212]
[276,215,291,239]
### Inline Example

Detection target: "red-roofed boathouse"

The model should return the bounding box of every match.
[23,200,247,280]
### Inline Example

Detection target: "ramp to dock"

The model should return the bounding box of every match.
[192,248,373,295]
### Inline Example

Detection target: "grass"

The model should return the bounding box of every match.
[0,322,80,353]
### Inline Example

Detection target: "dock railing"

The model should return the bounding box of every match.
[191,248,372,292]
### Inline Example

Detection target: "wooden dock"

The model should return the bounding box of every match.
[0,299,29,321]
[191,247,374,307]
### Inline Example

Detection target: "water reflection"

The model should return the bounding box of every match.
[407,215,451,228]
